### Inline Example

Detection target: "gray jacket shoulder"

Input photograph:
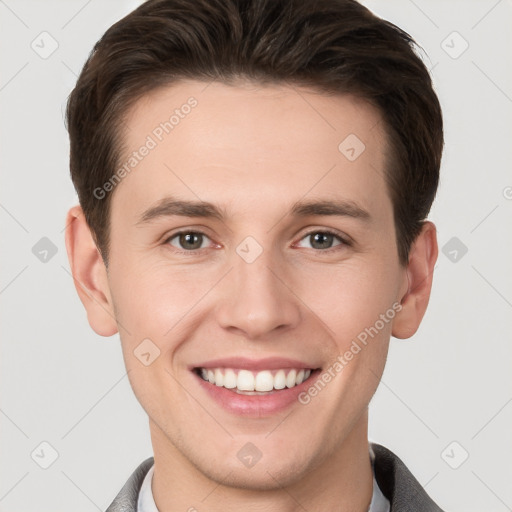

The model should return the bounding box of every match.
[371,443,444,511]
[105,457,153,512]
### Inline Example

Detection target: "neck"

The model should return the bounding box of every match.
[150,412,373,512]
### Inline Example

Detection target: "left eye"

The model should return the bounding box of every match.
[167,231,211,251]
[296,231,344,250]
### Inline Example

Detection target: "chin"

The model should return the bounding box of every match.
[199,456,313,492]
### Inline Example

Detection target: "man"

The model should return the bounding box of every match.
[64,0,444,510]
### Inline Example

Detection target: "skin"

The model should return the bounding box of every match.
[65,80,437,511]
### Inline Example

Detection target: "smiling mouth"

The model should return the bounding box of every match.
[193,367,317,394]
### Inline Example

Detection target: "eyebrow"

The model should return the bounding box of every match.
[136,196,371,225]
[137,198,225,225]
[290,199,370,221]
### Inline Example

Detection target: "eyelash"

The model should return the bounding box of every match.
[163,229,352,255]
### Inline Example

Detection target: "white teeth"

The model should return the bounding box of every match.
[198,367,313,392]
[237,370,255,391]
[286,369,297,388]
[223,369,237,389]
[274,369,286,390]
[214,368,224,387]
[254,370,274,392]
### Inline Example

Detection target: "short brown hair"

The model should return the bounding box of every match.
[66,0,443,266]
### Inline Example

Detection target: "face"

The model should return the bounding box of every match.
[91,81,411,488]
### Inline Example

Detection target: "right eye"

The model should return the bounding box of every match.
[165,231,212,251]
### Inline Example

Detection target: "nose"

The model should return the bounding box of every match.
[215,248,301,340]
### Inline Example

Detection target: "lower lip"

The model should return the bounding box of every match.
[193,370,320,417]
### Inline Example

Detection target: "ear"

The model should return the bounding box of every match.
[65,205,118,337]
[392,221,438,339]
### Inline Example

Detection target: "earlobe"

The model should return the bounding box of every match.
[65,205,118,337]
[392,222,438,339]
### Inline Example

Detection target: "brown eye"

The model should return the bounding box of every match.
[309,232,335,249]
[168,232,208,250]
[296,231,345,250]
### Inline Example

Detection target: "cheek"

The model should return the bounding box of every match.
[111,261,207,330]
[109,266,200,417]
[109,262,220,375]
[297,257,400,344]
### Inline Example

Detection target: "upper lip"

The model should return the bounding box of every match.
[191,357,318,372]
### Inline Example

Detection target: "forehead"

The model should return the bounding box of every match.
[113,80,391,220]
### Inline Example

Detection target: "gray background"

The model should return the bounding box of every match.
[1,0,511,510]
